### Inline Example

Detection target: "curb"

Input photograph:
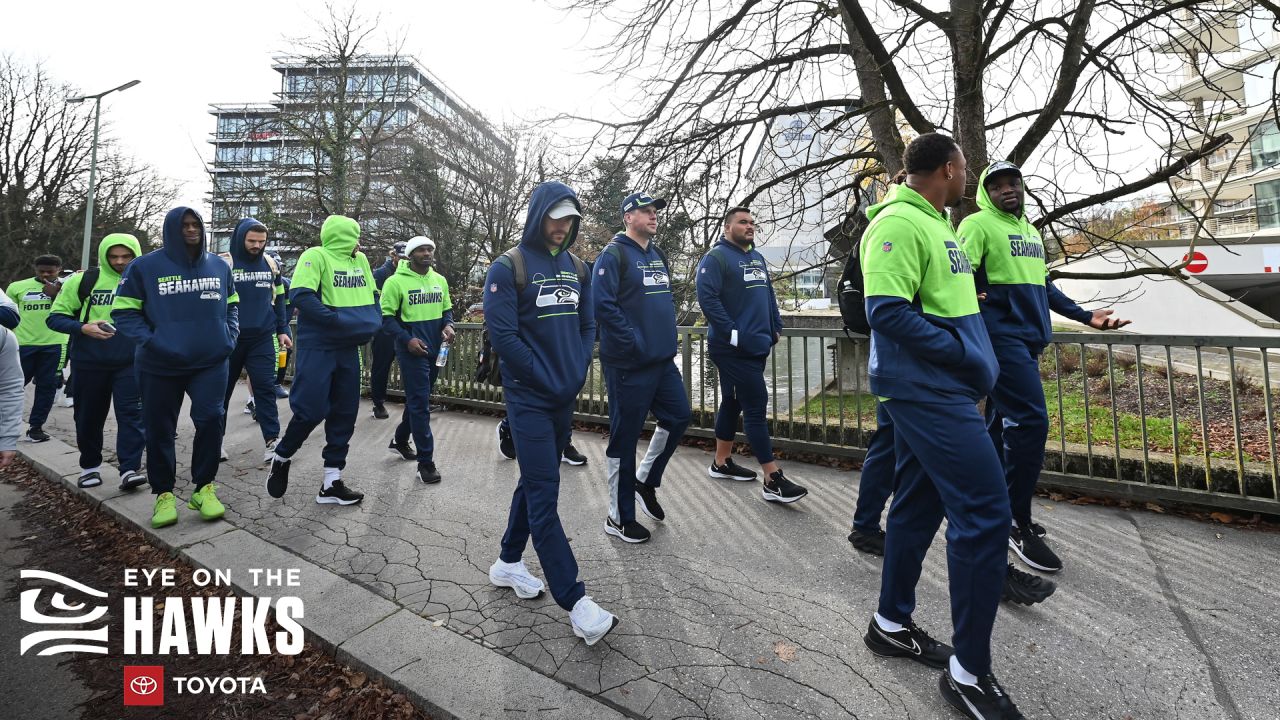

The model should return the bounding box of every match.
[17,438,627,720]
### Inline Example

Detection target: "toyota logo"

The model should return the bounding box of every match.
[130,676,158,695]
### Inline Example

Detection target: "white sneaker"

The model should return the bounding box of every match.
[61,392,74,407]
[488,559,545,599]
[263,438,278,464]
[570,596,618,646]
[243,399,254,415]
[220,445,229,462]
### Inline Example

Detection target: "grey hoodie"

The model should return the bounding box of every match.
[0,290,23,452]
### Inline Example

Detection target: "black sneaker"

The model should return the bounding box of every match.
[496,422,516,460]
[635,482,665,522]
[708,458,756,481]
[604,516,650,543]
[418,462,441,485]
[273,385,289,399]
[1002,564,1057,606]
[762,470,808,504]
[848,527,886,556]
[372,402,389,420]
[265,457,291,499]
[1028,521,1047,538]
[77,471,102,488]
[388,437,415,461]
[316,480,364,505]
[118,470,148,491]
[939,668,1026,720]
[561,443,587,466]
[25,427,50,443]
[428,402,445,413]
[1009,525,1063,573]
[863,618,953,669]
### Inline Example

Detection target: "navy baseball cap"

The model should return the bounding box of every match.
[984,160,1022,182]
[621,192,667,217]
[393,241,408,256]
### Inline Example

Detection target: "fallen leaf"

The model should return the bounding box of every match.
[432,619,444,627]
[773,640,798,663]
[1210,512,1235,524]
[1144,502,1165,514]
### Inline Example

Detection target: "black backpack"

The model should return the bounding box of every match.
[836,236,870,336]
[474,247,589,386]
[76,267,102,323]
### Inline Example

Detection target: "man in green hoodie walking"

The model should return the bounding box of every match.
[265,215,382,505]
[5,254,69,443]
[959,161,1129,574]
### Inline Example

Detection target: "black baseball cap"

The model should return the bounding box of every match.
[621,192,667,217]
[984,160,1022,184]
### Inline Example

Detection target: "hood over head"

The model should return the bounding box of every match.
[161,206,207,264]
[320,215,360,257]
[97,233,143,281]
[520,181,581,253]
[229,217,269,266]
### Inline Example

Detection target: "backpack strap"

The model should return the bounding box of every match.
[76,267,100,324]
[567,251,588,284]
[705,245,729,274]
[495,247,528,294]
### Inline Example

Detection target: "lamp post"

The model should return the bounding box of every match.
[66,79,141,270]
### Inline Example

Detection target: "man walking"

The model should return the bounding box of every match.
[220,218,291,463]
[382,235,454,484]
[265,215,381,505]
[5,254,69,443]
[695,207,807,503]
[959,161,1129,574]
[47,235,147,490]
[114,207,238,529]
[1,291,24,470]
[593,192,690,543]
[369,241,405,419]
[484,180,618,645]
[860,133,1026,720]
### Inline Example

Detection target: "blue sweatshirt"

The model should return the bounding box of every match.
[113,207,240,376]
[47,233,144,369]
[227,218,288,340]
[483,181,595,409]
[373,256,397,290]
[288,215,382,349]
[593,233,677,369]
[695,238,783,357]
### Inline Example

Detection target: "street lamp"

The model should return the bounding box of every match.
[66,79,141,270]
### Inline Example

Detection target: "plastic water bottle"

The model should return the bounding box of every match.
[435,341,450,367]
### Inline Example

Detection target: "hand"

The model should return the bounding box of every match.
[43,281,62,298]
[81,322,114,340]
[407,338,430,356]
[1088,309,1131,331]
[0,450,14,469]
[977,292,988,302]
[442,324,456,343]
[278,333,293,350]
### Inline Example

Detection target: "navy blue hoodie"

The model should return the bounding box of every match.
[114,207,240,376]
[695,238,783,357]
[593,233,677,369]
[483,181,595,409]
[227,218,288,340]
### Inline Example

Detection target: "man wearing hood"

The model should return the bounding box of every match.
[592,192,690,544]
[860,134,1027,720]
[369,240,406,420]
[220,219,291,463]
[483,181,618,646]
[959,161,1129,575]
[382,235,454,484]
[696,207,808,504]
[47,234,147,491]
[114,208,239,529]
[265,215,381,506]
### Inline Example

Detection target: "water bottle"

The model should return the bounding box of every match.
[435,341,450,367]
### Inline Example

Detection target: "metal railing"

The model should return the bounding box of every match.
[348,324,1280,514]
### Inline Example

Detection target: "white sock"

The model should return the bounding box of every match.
[950,656,979,686]
[323,467,340,490]
[272,452,291,464]
[874,613,903,632]
[79,466,101,477]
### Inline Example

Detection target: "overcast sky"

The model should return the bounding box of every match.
[0,0,612,210]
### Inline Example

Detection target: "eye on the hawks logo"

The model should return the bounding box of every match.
[124,665,165,706]
[18,570,109,656]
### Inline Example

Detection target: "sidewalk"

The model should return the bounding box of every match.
[22,387,1280,719]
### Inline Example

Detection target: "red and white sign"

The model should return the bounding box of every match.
[1183,251,1209,274]
[1264,248,1280,273]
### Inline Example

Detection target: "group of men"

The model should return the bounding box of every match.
[2,136,1124,720]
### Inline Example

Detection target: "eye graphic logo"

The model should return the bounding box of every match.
[18,570,110,656]
[532,274,580,309]
[124,666,165,706]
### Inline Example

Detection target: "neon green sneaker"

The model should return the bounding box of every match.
[151,492,178,528]
[187,483,225,521]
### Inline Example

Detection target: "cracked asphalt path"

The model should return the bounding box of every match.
[30,386,1280,719]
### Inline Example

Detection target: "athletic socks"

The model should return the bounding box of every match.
[949,655,979,686]
[323,467,340,490]
[874,613,904,633]
[79,466,101,478]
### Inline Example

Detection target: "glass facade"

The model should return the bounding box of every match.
[1256,178,1280,230]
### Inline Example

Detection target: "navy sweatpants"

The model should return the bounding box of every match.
[878,398,1011,677]
[499,397,585,611]
[852,403,896,534]
[394,351,438,463]
[222,333,281,441]
[71,362,144,473]
[277,345,360,469]
[604,361,690,524]
[709,352,773,464]
[369,332,395,404]
[139,363,227,495]
[985,341,1048,528]
[20,344,63,429]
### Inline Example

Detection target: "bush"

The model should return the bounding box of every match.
[1084,354,1108,378]
[1056,346,1081,374]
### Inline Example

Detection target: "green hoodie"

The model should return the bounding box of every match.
[958,164,1092,347]
[379,260,453,353]
[289,215,382,348]
[5,276,68,348]
[47,233,144,368]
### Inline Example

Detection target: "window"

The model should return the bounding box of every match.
[1251,119,1280,170]
[1256,179,1280,230]
[1243,59,1277,110]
